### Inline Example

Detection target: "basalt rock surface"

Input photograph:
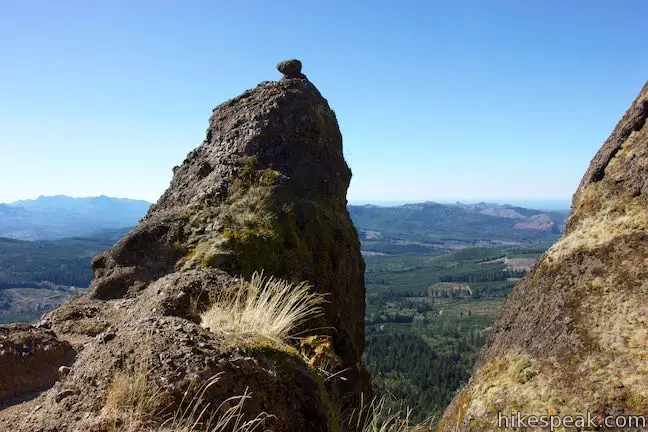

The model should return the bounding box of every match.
[440,83,648,431]
[0,60,368,432]
[277,59,306,79]
[0,324,75,401]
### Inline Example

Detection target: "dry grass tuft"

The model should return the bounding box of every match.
[104,364,165,426]
[104,369,272,432]
[160,374,272,432]
[546,185,648,262]
[348,396,435,432]
[201,271,327,342]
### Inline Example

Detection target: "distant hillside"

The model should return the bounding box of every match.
[349,201,568,246]
[0,199,566,324]
[0,231,127,323]
[0,195,150,240]
[0,232,127,288]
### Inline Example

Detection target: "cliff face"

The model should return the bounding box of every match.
[441,82,648,431]
[0,61,368,431]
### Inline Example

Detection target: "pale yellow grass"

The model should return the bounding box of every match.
[348,395,435,432]
[160,374,271,432]
[104,365,165,426]
[201,271,327,342]
[546,187,648,262]
[104,369,271,432]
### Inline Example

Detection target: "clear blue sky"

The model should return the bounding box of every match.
[1,1,646,205]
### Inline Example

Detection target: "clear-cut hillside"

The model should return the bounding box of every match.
[0,60,369,432]
[440,82,648,430]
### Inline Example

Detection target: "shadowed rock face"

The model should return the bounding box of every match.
[277,59,305,79]
[0,324,75,401]
[441,82,648,431]
[0,61,368,431]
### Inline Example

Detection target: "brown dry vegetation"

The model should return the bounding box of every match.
[97,273,431,432]
[200,271,327,342]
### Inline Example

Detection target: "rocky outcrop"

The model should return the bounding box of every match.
[0,324,75,401]
[440,82,648,431]
[0,60,368,431]
[277,59,306,79]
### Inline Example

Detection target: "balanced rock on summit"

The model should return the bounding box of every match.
[276,59,306,79]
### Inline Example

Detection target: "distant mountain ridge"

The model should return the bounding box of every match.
[1,196,569,243]
[348,199,571,210]
[349,201,568,245]
[0,195,150,240]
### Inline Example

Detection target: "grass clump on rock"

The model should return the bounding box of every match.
[349,396,436,432]
[104,369,271,432]
[104,364,166,427]
[200,271,327,343]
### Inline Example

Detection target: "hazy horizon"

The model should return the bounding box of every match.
[2,1,646,204]
[1,194,572,211]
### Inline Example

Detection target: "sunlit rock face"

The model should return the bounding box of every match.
[441,82,648,431]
